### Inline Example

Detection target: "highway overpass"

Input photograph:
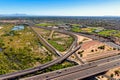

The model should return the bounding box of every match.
[22,54,120,80]
[0,45,81,80]
[0,22,120,80]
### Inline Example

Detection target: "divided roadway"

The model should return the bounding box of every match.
[0,23,119,80]
[22,53,120,80]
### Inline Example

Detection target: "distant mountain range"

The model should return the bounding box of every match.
[0,14,120,17]
[0,14,29,17]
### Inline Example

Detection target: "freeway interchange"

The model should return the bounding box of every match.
[0,24,80,80]
[0,23,120,80]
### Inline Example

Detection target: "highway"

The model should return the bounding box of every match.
[0,43,81,80]
[33,26,120,63]
[35,26,120,50]
[54,58,120,80]
[74,32,111,42]
[31,25,80,62]
[84,51,120,62]
[23,23,120,80]
[22,54,120,80]
[34,26,78,52]
[0,22,120,80]
[32,25,87,63]
[74,52,85,64]
[31,26,82,64]
[27,22,78,53]
[24,22,78,56]
[0,23,80,80]
[76,32,120,50]
[31,27,62,56]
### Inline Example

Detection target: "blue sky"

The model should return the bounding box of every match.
[0,0,120,16]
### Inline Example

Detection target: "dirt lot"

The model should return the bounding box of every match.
[75,34,120,80]
[69,34,115,64]
[74,34,92,44]
[76,37,113,58]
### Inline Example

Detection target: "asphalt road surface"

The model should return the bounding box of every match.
[22,54,120,80]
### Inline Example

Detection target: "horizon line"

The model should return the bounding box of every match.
[0,14,120,17]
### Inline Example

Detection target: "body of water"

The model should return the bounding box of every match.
[12,25,24,31]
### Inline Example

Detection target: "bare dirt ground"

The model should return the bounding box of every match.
[97,67,120,80]
[77,40,113,57]
[74,34,92,44]
[0,26,3,29]
[69,34,92,64]
[70,34,115,65]
[53,32,70,39]
[105,67,120,79]
[75,35,120,80]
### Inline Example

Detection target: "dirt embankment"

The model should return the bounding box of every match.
[78,40,113,57]
[112,37,120,45]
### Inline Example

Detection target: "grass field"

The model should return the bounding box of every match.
[0,24,54,74]
[71,26,120,38]
[32,27,74,52]
[36,23,56,27]
[98,30,120,38]
[0,24,75,75]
